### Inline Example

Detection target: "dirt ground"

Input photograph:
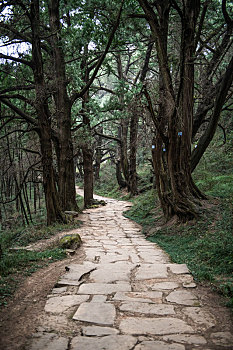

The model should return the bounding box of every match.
[0,243,86,350]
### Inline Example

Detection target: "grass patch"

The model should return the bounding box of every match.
[126,190,233,309]
[0,222,81,249]
[0,247,66,307]
[0,213,82,307]
[124,189,159,228]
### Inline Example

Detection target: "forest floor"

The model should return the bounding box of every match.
[0,190,232,350]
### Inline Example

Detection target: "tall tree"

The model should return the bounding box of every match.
[138,0,232,221]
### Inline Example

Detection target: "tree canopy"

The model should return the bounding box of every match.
[0,0,232,225]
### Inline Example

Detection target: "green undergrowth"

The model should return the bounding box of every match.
[0,219,81,308]
[94,167,126,199]
[125,191,233,309]
[0,221,81,249]
[0,247,66,307]
[125,130,233,309]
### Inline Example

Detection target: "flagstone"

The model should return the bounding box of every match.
[134,341,185,350]
[166,290,199,306]
[119,317,194,335]
[182,307,216,329]
[163,334,207,345]
[71,335,137,350]
[167,264,190,274]
[112,291,162,303]
[29,333,68,350]
[73,301,116,325]
[136,264,168,279]
[119,302,175,315]
[78,282,131,294]
[210,332,233,346]
[45,295,89,313]
[151,281,179,290]
[82,326,119,336]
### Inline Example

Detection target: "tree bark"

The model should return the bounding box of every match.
[30,0,65,225]
[48,0,78,212]
[82,146,94,207]
[140,0,206,221]
[128,107,139,196]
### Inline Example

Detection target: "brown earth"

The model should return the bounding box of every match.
[0,242,86,350]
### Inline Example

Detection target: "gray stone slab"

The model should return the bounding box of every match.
[167,264,189,274]
[183,282,197,288]
[119,317,194,335]
[151,282,179,290]
[210,332,233,346]
[71,335,137,350]
[166,290,199,306]
[182,307,216,328]
[82,326,119,336]
[29,332,68,350]
[136,264,168,279]
[91,262,134,283]
[100,254,130,263]
[51,287,67,294]
[119,302,175,315]
[58,263,97,286]
[113,291,162,303]
[73,302,116,325]
[138,251,169,263]
[78,282,131,294]
[45,295,89,313]
[163,334,207,345]
[135,341,185,350]
[91,295,107,302]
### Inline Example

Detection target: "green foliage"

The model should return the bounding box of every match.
[148,201,233,306]
[124,189,158,228]
[0,221,80,249]
[193,130,233,199]
[0,247,66,307]
[124,130,233,308]
[94,162,123,198]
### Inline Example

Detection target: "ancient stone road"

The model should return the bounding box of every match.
[27,193,233,350]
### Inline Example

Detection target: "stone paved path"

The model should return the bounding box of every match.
[27,192,233,350]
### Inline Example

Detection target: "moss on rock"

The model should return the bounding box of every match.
[59,234,82,250]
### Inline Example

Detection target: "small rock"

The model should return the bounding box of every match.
[210,331,233,346]
[183,282,197,288]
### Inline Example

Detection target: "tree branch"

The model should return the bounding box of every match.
[222,0,233,25]
[0,53,33,67]
[0,98,38,126]
[94,131,122,144]
[70,0,125,105]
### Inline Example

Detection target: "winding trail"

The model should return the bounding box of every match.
[27,191,233,350]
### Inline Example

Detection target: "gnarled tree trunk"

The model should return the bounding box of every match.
[140,0,206,222]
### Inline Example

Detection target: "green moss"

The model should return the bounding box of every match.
[59,234,82,250]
